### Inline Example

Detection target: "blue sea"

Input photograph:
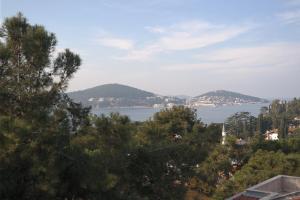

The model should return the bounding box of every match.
[91,103,269,124]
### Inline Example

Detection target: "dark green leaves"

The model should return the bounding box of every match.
[54,49,81,82]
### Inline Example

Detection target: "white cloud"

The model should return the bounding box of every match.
[158,26,249,51]
[169,20,220,33]
[163,43,300,71]
[119,21,252,61]
[278,9,300,24]
[145,26,166,33]
[116,44,163,61]
[96,36,134,50]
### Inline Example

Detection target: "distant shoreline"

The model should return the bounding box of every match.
[91,103,270,124]
[91,102,268,110]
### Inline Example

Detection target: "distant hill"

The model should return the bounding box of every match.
[68,83,155,103]
[191,90,268,106]
[68,83,184,108]
[68,86,267,108]
[196,90,268,102]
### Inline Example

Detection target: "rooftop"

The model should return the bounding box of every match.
[228,175,300,200]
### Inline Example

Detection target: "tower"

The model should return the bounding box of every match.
[221,123,227,145]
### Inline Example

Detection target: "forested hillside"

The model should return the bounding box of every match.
[191,90,269,106]
[68,83,185,108]
[0,14,299,200]
[68,83,155,101]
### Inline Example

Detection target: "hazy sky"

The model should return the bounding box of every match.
[1,0,300,98]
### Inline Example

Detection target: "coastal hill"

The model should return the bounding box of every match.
[190,90,269,107]
[68,85,268,108]
[68,83,184,108]
[68,83,155,102]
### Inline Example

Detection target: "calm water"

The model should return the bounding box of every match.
[91,103,269,124]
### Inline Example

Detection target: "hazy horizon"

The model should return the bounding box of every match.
[1,0,300,98]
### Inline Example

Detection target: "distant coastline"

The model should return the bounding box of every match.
[91,101,267,110]
[92,102,269,123]
[68,84,269,109]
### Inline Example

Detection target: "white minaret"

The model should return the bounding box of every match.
[221,123,227,145]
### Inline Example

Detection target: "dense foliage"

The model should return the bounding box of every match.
[0,14,299,200]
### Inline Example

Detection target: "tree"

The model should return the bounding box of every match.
[125,106,212,200]
[268,100,287,129]
[152,106,200,136]
[279,115,288,139]
[0,13,86,200]
[226,112,257,138]
[0,13,80,119]
[287,98,300,118]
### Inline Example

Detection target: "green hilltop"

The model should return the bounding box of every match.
[68,83,155,103]
[196,90,269,103]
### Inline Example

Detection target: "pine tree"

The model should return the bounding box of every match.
[0,13,81,118]
[279,115,288,139]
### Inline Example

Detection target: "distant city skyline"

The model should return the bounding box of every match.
[1,0,300,98]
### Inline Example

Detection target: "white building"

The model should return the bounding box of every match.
[167,103,175,108]
[153,104,164,108]
[265,130,279,141]
[222,123,227,145]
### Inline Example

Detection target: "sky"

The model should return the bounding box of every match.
[1,0,300,98]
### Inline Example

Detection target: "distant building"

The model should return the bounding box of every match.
[153,104,164,108]
[265,129,279,141]
[167,103,175,108]
[221,124,248,145]
[288,117,300,136]
[289,124,299,133]
[228,175,300,200]
[173,134,182,142]
[292,117,300,129]
[236,138,247,146]
[294,117,300,121]
[222,123,227,145]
